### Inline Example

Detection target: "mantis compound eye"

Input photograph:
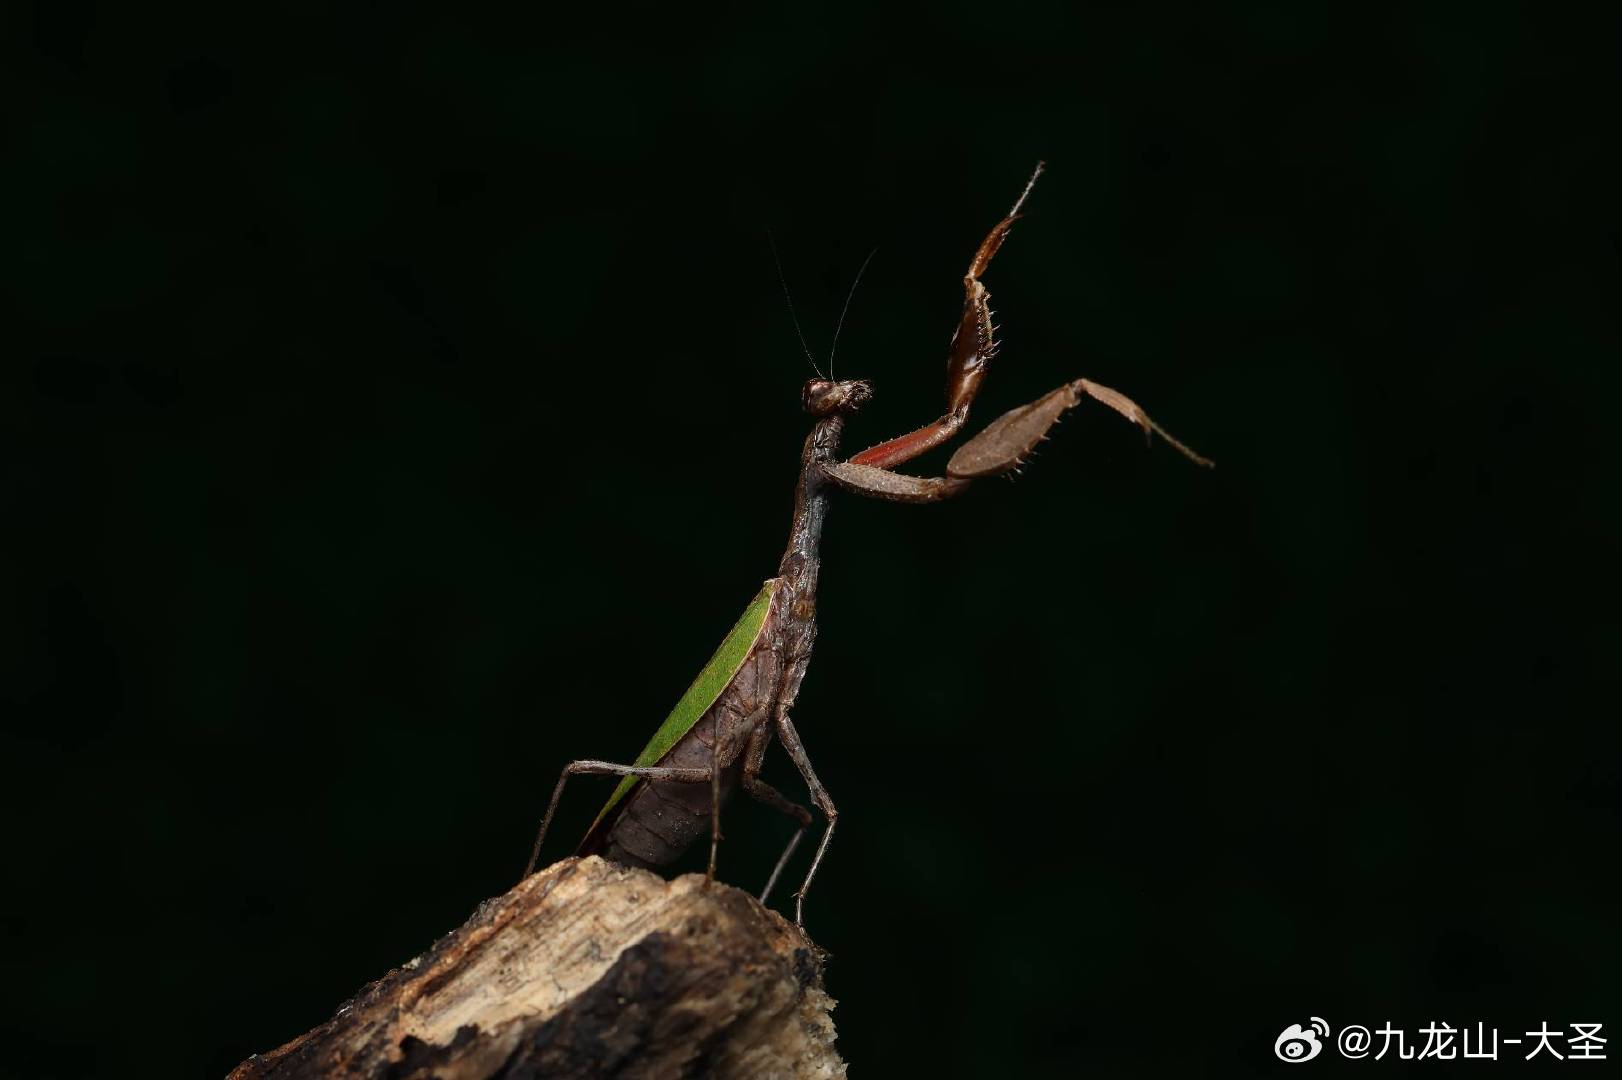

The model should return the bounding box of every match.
[802,379,835,414]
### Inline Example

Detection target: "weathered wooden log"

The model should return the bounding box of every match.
[230,856,845,1079]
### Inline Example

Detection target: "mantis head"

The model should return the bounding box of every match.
[802,378,872,417]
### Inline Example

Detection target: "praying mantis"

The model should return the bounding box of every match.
[522,163,1212,925]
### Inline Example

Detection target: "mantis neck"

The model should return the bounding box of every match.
[777,414,844,597]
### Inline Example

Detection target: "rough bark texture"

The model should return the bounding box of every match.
[230,856,845,1080]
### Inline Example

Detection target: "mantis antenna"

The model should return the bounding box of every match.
[767,230,823,379]
[827,247,878,380]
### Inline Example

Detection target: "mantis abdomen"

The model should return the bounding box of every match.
[578,627,785,869]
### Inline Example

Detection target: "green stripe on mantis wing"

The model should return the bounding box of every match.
[586,578,780,832]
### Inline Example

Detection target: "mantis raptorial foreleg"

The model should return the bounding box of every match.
[845,163,1045,471]
[824,377,1212,502]
[948,378,1212,477]
[830,158,1208,501]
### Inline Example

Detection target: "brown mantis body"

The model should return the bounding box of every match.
[523,164,1210,924]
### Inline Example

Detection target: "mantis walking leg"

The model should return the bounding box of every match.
[737,720,813,904]
[773,708,837,926]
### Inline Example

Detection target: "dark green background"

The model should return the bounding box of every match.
[7,2,1620,1076]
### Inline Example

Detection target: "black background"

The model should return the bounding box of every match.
[7,2,1620,1076]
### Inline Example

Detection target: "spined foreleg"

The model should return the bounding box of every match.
[846,163,1045,471]
[826,377,1211,502]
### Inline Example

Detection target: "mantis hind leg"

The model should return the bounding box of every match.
[521,759,713,881]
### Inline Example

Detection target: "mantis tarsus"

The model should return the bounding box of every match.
[522,162,1212,925]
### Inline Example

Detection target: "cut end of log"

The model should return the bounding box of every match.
[231,857,845,1080]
